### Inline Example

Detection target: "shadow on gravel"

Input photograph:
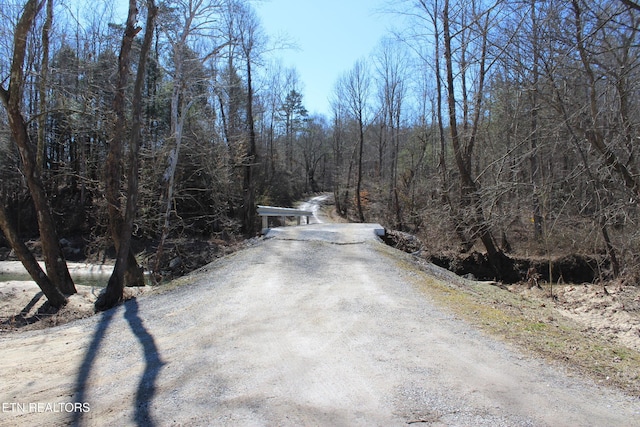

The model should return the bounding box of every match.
[72,298,164,427]
[125,299,165,426]
[71,307,115,427]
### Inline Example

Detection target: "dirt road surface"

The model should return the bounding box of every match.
[297,194,329,224]
[1,223,639,426]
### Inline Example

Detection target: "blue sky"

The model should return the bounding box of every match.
[256,0,392,117]
[108,0,392,117]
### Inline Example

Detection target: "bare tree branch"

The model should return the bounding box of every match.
[620,0,640,12]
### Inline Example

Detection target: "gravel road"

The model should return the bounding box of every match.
[1,223,639,426]
[297,194,329,224]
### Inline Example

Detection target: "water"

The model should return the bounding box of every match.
[0,262,112,288]
[0,272,110,288]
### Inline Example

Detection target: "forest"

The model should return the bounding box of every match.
[1,0,640,310]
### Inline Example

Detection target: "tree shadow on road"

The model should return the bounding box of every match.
[71,307,115,427]
[125,298,165,425]
[72,298,164,426]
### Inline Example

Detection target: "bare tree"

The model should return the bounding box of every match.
[0,0,76,295]
[300,115,328,193]
[337,59,371,222]
[441,0,518,278]
[565,0,640,277]
[261,61,287,180]
[399,0,470,242]
[620,0,640,12]
[235,0,263,234]
[103,0,147,291]
[329,98,352,217]
[97,0,158,311]
[527,0,544,240]
[373,38,408,229]
[36,0,52,173]
[571,0,640,200]
[0,203,66,307]
[153,0,225,279]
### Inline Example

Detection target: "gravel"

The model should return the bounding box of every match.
[0,223,638,426]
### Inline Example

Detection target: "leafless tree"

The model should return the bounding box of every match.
[97,0,158,311]
[0,0,76,296]
[620,0,640,12]
[153,0,225,279]
[36,0,52,173]
[440,0,520,278]
[329,98,353,217]
[234,0,264,234]
[102,0,148,291]
[373,38,408,229]
[0,203,66,307]
[336,59,371,222]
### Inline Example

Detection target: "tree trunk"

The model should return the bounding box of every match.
[428,0,464,243]
[600,219,620,278]
[355,115,366,223]
[442,0,510,279]
[154,97,194,281]
[243,57,257,234]
[332,112,347,217]
[529,0,544,240]
[0,0,75,295]
[36,0,53,174]
[96,0,157,311]
[103,0,145,293]
[0,204,66,308]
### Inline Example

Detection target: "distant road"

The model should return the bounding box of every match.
[297,194,329,224]
[1,223,638,426]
